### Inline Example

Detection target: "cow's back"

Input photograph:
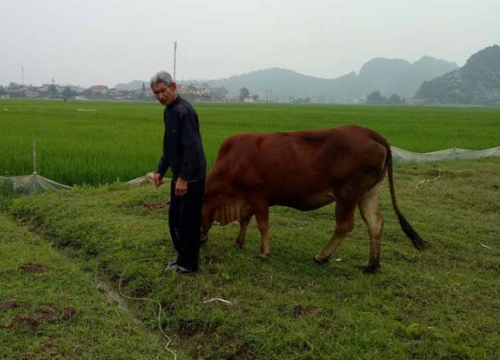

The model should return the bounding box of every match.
[209,126,387,210]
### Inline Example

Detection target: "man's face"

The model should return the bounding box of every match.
[152,82,177,106]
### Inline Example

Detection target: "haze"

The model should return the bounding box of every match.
[1,0,498,88]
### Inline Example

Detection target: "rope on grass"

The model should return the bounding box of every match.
[118,257,177,360]
[203,298,232,305]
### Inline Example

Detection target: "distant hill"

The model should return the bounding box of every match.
[207,68,340,102]
[114,56,457,102]
[115,80,147,90]
[414,45,500,106]
[358,56,459,99]
[206,57,457,102]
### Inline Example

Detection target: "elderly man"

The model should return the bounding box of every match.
[150,70,207,274]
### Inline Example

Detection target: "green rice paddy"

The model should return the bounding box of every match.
[1,99,499,186]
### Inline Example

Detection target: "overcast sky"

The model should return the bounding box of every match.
[1,0,498,88]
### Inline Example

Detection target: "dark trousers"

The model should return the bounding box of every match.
[168,178,205,271]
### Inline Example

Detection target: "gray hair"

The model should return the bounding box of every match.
[150,71,173,88]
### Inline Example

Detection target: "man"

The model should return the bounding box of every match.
[150,70,207,274]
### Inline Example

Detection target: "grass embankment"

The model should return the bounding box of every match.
[3,159,499,359]
[0,193,175,359]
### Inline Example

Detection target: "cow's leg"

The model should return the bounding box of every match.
[235,214,253,248]
[358,186,384,273]
[314,200,356,264]
[253,206,270,259]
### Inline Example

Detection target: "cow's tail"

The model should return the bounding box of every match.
[377,135,429,250]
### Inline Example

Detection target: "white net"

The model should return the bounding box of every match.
[1,147,499,194]
[0,173,71,195]
[391,146,500,164]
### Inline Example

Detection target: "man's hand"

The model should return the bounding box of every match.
[175,178,188,197]
[152,173,164,188]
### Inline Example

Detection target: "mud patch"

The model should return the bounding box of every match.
[12,314,45,328]
[36,304,58,315]
[292,304,321,318]
[0,299,29,310]
[143,201,168,211]
[19,263,48,273]
[119,200,168,211]
[10,304,78,329]
[61,307,78,320]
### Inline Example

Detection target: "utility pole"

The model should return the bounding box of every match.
[173,41,177,82]
[32,139,37,175]
[22,67,24,85]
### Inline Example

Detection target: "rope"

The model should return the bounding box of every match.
[118,257,177,360]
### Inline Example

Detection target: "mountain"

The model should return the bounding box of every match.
[207,68,343,102]
[115,80,147,90]
[358,56,460,99]
[113,55,457,102]
[355,58,411,97]
[414,45,500,106]
[206,57,457,102]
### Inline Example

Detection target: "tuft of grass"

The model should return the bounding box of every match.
[5,158,500,359]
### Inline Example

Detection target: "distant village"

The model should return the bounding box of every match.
[0,81,338,104]
[1,81,410,105]
[0,82,270,103]
[0,81,230,102]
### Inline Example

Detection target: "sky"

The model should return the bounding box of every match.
[1,0,499,88]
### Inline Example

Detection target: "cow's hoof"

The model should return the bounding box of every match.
[259,253,269,260]
[358,265,380,274]
[234,241,244,249]
[314,254,330,264]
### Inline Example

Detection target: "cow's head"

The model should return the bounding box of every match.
[200,202,215,244]
[200,169,228,244]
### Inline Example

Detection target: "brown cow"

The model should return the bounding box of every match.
[200,125,427,272]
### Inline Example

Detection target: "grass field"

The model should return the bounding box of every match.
[2,158,499,359]
[1,100,499,359]
[1,99,500,185]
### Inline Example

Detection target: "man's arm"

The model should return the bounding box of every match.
[175,108,203,196]
[178,109,202,182]
[154,121,170,188]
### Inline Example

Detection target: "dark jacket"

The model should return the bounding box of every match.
[157,96,206,182]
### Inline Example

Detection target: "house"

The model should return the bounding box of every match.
[24,90,40,98]
[88,85,109,94]
[177,84,210,96]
